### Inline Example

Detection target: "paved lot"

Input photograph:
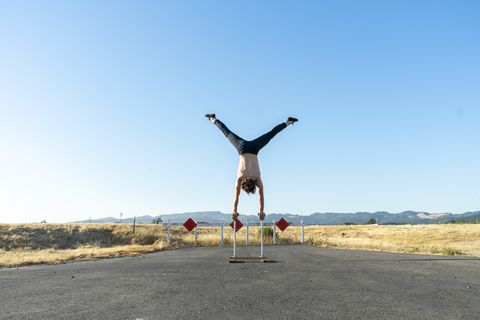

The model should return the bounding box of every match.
[1,245,480,319]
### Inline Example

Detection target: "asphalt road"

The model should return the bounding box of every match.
[1,245,479,319]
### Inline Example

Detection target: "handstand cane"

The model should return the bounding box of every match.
[260,219,264,257]
[233,220,236,257]
[230,216,268,263]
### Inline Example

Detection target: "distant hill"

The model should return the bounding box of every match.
[438,211,480,224]
[73,210,480,225]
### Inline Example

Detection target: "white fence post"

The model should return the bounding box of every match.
[167,219,170,245]
[273,219,276,244]
[301,219,304,244]
[194,220,197,246]
[221,219,224,246]
[246,220,249,245]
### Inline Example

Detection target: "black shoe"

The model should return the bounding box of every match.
[205,114,216,119]
[287,117,298,123]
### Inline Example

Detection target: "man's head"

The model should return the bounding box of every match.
[241,178,256,195]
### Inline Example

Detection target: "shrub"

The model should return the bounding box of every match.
[257,226,279,240]
[443,248,462,256]
[259,226,273,237]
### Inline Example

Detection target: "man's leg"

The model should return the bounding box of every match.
[213,119,245,153]
[250,122,287,153]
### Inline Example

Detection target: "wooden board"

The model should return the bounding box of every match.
[229,256,269,263]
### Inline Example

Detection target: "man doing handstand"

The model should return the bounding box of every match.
[205,114,298,221]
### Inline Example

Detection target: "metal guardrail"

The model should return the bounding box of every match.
[161,219,306,245]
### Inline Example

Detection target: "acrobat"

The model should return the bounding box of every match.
[205,114,298,221]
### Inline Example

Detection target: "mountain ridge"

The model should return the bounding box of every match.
[73,210,480,225]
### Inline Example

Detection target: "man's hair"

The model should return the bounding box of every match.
[241,178,256,195]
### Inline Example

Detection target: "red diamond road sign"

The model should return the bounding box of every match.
[183,218,197,232]
[276,218,289,232]
[230,220,243,232]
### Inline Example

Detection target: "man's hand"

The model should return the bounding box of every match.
[257,212,265,221]
[231,212,239,221]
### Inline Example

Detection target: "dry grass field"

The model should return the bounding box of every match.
[1,223,479,268]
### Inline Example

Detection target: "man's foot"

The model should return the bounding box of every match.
[257,212,265,221]
[231,212,239,221]
[287,117,298,123]
[205,114,216,121]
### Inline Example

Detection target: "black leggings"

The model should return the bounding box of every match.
[214,119,287,155]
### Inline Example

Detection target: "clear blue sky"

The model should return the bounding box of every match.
[1,1,479,223]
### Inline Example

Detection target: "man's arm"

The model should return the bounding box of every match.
[233,178,242,214]
[256,178,264,214]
